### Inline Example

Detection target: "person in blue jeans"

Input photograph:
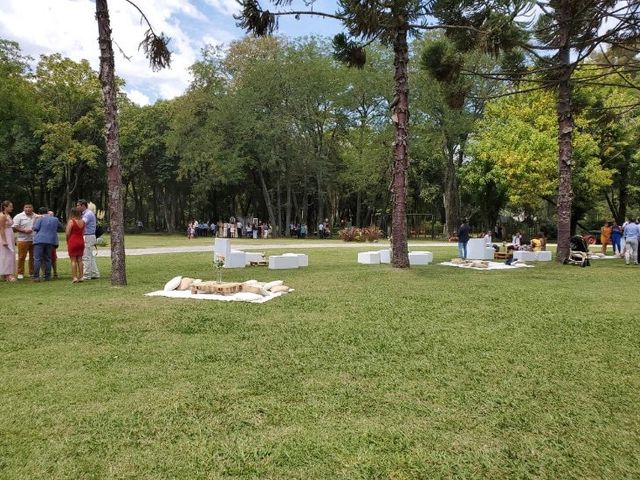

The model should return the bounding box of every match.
[611,222,623,257]
[32,207,62,281]
[623,219,640,265]
[458,218,471,259]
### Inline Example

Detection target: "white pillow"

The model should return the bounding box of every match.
[264,280,283,291]
[163,276,182,291]
[241,285,269,296]
[270,285,290,293]
[233,292,264,302]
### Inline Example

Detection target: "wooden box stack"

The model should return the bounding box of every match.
[191,281,243,295]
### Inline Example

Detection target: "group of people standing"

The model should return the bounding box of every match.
[602,219,640,265]
[0,199,100,283]
[187,220,272,240]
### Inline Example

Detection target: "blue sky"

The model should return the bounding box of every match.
[0,0,342,104]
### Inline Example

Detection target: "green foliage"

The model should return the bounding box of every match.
[0,40,41,203]
[34,54,104,211]
[332,33,366,68]
[469,87,612,211]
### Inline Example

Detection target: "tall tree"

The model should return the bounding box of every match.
[0,40,42,205]
[469,88,612,225]
[35,54,103,215]
[236,0,507,267]
[94,0,170,286]
[444,0,640,261]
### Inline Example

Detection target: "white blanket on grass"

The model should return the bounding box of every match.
[440,261,533,271]
[145,289,292,304]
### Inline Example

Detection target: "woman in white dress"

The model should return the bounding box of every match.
[0,200,17,281]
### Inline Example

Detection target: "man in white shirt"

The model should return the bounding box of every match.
[77,199,100,280]
[12,203,35,279]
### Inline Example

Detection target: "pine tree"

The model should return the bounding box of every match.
[95,0,170,285]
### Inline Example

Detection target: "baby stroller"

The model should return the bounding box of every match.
[564,235,591,267]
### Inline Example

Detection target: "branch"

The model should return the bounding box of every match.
[273,10,343,21]
[123,0,171,70]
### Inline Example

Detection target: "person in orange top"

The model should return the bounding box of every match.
[600,221,612,254]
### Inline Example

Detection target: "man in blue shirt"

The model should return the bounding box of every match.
[623,218,640,265]
[32,207,62,281]
[77,199,100,280]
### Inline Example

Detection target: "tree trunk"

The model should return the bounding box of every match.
[257,168,278,232]
[316,175,324,230]
[276,176,282,237]
[356,191,362,227]
[96,0,126,285]
[443,152,459,236]
[285,176,292,237]
[301,177,309,224]
[555,5,573,264]
[390,23,410,267]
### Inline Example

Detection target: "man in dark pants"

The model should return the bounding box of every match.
[458,218,471,259]
[32,207,62,281]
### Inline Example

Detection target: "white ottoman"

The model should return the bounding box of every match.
[513,250,537,261]
[244,252,265,265]
[358,251,381,264]
[283,253,309,267]
[214,238,231,258]
[223,250,246,268]
[536,251,553,261]
[378,249,391,264]
[269,255,299,269]
[409,251,433,265]
[467,239,494,260]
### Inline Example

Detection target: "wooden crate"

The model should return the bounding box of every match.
[191,281,242,295]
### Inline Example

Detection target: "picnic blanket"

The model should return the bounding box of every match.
[440,261,533,271]
[145,289,292,303]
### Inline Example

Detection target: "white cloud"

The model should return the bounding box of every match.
[126,88,151,106]
[0,0,233,102]
[203,0,240,17]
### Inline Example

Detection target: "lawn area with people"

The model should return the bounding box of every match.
[1,247,638,478]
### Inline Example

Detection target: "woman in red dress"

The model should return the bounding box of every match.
[66,207,85,283]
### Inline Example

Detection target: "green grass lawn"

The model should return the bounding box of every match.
[1,247,638,479]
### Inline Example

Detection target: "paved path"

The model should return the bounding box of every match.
[55,241,457,259]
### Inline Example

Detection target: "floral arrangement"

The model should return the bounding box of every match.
[338,225,383,243]
[213,255,225,283]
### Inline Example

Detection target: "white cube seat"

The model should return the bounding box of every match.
[513,250,536,261]
[513,250,552,262]
[358,251,381,264]
[244,252,265,265]
[378,249,391,264]
[224,251,246,268]
[282,253,309,267]
[214,238,231,258]
[467,238,495,260]
[536,251,552,261]
[409,251,433,265]
[269,255,299,269]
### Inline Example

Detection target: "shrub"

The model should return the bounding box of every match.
[339,227,360,242]
[363,225,383,242]
[339,225,383,242]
